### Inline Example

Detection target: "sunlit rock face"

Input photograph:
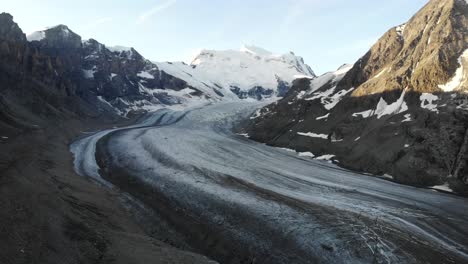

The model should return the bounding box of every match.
[245,0,468,194]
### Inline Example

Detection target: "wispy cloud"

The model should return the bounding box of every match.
[137,0,177,24]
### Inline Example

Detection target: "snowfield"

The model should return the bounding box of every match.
[154,45,315,100]
[71,102,468,264]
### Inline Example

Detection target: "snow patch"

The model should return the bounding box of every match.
[430,183,454,193]
[353,110,373,118]
[374,89,408,119]
[324,87,354,110]
[250,108,265,119]
[307,86,354,110]
[316,154,335,161]
[298,152,315,158]
[294,74,315,80]
[396,24,406,37]
[402,114,412,122]
[382,174,394,180]
[420,93,439,113]
[297,132,328,139]
[296,91,307,99]
[351,90,408,119]
[278,147,296,153]
[373,68,388,79]
[108,45,132,53]
[137,71,154,79]
[83,67,97,79]
[305,64,353,95]
[237,133,249,138]
[316,113,330,120]
[438,49,468,92]
[27,31,45,41]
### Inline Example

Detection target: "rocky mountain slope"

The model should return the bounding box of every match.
[25,25,218,117]
[21,24,315,117]
[0,13,216,264]
[1,14,207,135]
[245,0,468,194]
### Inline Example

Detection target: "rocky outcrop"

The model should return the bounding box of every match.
[80,40,208,115]
[0,13,26,42]
[244,0,468,194]
[0,13,83,133]
[39,25,82,49]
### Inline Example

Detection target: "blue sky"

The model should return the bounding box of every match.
[4,0,428,74]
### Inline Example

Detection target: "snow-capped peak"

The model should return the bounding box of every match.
[156,45,316,100]
[26,25,75,42]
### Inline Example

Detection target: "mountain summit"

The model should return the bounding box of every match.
[155,45,315,100]
[341,0,468,96]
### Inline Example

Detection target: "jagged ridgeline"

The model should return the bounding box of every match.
[0,10,315,133]
[246,0,468,194]
[0,13,205,131]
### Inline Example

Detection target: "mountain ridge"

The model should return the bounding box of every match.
[25,24,315,110]
[337,0,468,96]
[244,0,468,194]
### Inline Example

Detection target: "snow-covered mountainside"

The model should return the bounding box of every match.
[23,25,222,118]
[245,0,468,195]
[155,45,315,100]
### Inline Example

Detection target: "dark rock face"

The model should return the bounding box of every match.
[230,86,274,100]
[81,39,146,99]
[276,76,290,97]
[80,39,204,114]
[0,12,204,134]
[245,0,468,194]
[40,25,82,49]
[0,13,89,133]
[0,13,26,42]
[0,13,28,79]
[81,40,191,99]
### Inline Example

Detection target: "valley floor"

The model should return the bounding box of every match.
[73,102,468,264]
[0,117,214,264]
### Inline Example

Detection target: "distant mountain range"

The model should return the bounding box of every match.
[28,22,315,112]
[244,0,468,194]
[0,12,314,135]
